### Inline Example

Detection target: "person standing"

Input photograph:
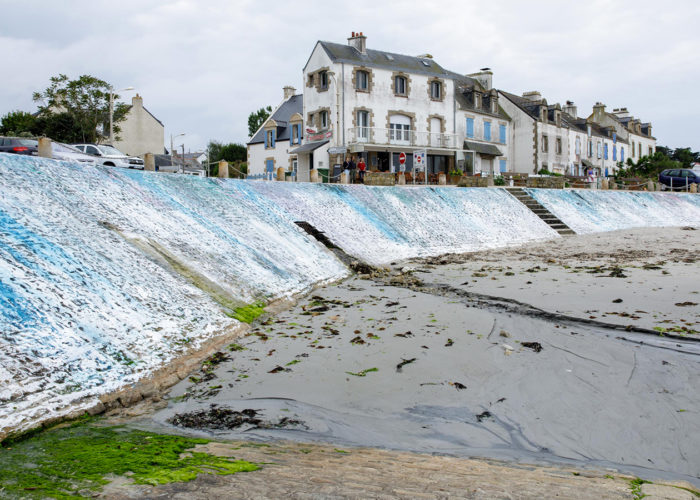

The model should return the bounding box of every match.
[358,156,366,183]
[348,156,357,184]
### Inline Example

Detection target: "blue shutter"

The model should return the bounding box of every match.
[604,143,608,160]
[484,122,491,141]
[466,118,474,138]
[613,146,617,161]
[499,124,506,144]
[264,131,268,148]
[621,147,625,163]
[296,124,301,144]
[499,159,506,172]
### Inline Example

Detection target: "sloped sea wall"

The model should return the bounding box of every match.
[1,154,699,437]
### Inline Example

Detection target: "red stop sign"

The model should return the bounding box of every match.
[399,152,406,164]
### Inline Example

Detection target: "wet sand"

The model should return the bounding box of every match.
[149,227,700,487]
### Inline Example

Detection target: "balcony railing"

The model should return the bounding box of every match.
[347,127,460,149]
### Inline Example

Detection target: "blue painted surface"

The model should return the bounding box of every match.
[466,118,474,138]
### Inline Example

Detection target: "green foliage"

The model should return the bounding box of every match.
[207,141,248,178]
[0,423,259,499]
[448,169,463,176]
[0,110,37,136]
[32,74,129,144]
[346,367,379,377]
[493,176,505,186]
[247,106,272,137]
[537,168,562,176]
[615,151,679,180]
[657,146,699,168]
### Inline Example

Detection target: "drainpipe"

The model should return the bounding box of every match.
[341,63,345,147]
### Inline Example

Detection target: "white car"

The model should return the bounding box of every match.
[51,142,98,165]
[72,144,144,169]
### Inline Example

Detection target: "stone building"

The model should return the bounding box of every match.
[112,94,165,157]
[247,87,303,180]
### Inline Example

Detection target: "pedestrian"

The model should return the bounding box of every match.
[348,156,357,184]
[358,156,366,183]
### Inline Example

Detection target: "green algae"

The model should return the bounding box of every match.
[230,301,266,323]
[0,422,259,499]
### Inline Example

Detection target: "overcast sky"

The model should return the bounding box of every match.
[2,0,698,152]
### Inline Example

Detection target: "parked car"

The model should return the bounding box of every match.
[51,142,98,165]
[72,144,144,169]
[658,168,700,190]
[0,137,38,155]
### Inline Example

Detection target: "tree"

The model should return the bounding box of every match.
[0,110,37,136]
[207,141,248,178]
[247,106,272,137]
[32,74,129,144]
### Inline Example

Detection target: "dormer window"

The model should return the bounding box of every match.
[356,70,369,91]
[320,110,329,129]
[320,71,329,90]
[430,81,442,100]
[394,75,407,96]
[541,108,547,122]
[474,92,481,108]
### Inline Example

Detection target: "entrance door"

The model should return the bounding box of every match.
[265,159,274,180]
[430,117,442,147]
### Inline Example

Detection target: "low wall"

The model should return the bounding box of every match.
[526,176,566,189]
[458,176,492,187]
[364,171,395,186]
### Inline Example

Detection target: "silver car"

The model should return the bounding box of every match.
[72,144,145,169]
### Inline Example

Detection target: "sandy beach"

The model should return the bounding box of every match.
[136,226,700,495]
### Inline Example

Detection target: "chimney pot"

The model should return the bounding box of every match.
[352,31,355,36]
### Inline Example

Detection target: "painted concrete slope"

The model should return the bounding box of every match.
[0,154,347,436]
[526,188,700,234]
[249,183,560,265]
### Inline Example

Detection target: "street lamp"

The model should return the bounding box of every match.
[108,86,134,144]
[170,133,185,172]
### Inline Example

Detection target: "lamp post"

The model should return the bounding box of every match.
[108,86,134,144]
[170,133,185,172]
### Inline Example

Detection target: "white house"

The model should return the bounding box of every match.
[293,32,512,182]
[247,87,304,180]
[112,94,164,157]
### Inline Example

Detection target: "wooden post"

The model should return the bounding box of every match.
[144,153,156,171]
[438,173,446,185]
[398,173,406,185]
[601,178,609,190]
[38,137,52,158]
[690,183,697,193]
[647,179,655,191]
[218,160,229,179]
[276,167,285,181]
[340,172,349,184]
[310,169,319,183]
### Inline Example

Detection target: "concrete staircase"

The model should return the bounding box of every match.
[507,188,576,236]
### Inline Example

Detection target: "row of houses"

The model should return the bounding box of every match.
[247,32,656,181]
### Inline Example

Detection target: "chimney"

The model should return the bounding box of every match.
[348,31,367,54]
[467,68,493,90]
[562,100,577,118]
[592,102,606,122]
[521,91,542,102]
[132,93,143,108]
[283,85,296,100]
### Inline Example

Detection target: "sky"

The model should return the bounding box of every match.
[2,0,699,153]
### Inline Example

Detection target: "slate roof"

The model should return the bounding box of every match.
[248,94,303,145]
[316,41,450,78]
[290,140,329,153]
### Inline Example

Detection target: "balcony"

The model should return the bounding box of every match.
[347,127,460,149]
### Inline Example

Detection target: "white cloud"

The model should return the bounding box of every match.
[1,0,698,151]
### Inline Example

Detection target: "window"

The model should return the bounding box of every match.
[499,159,507,173]
[320,110,328,129]
[638,143,641,157]
[291,124,301,145]
[357,110,369,141]
[265,130,275,149]
[588,140,593,157]
[556,137,562,154]
[597,142,602,159]
[466,117,474,138]
[430,81,441,100]
[394,75,407,95]
[631,141,635,158]
[389,114,411,143]
[541,135,548,152]
[499,124,506,144]
[308,113,314,128]
[86,145,100,155]
[575,136,581,155]
[484,121,491,141]
[356,70,369,91]
[604,143,608,160]
[648,146,653,156]
[320,71,328,90]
